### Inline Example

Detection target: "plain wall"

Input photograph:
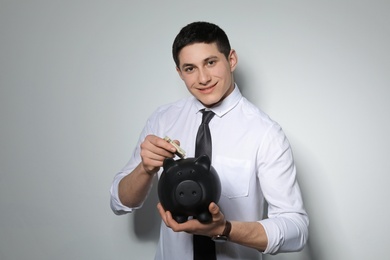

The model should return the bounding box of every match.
[1,1,389,259]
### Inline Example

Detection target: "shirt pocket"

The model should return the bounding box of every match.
[214,156,251,199]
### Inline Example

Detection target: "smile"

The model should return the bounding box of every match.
[198,83,217,93]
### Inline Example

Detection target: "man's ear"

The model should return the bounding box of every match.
[176,66,184,80]
[229,49,238,72]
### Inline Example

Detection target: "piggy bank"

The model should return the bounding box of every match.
[158,154,221,224]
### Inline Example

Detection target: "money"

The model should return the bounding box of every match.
[163,136,186,159]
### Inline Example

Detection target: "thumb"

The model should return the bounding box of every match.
[209,202,219,214]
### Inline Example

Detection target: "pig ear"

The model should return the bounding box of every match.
[195,154,211,171]
[163,158,178,170]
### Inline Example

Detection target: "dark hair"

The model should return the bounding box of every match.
[172,21,231,68]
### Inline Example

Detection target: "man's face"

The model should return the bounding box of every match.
[176,43,237,107]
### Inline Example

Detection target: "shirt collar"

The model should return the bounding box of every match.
[194,83,242,118]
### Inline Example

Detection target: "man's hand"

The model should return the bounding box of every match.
[118,135,180,208]
[157,202,226,237]
[140,135,179,175]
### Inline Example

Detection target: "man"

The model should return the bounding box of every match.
[110,21,308,259]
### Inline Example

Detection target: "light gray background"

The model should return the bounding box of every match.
[1,1,389,259]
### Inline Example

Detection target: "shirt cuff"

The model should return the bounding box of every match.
[259,215,308,254]
[109,173,135,215]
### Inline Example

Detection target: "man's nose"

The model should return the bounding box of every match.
[198,68,211,85]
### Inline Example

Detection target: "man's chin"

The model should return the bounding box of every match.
[199,97,222,108]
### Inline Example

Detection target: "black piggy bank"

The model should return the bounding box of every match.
[158,154,221,224]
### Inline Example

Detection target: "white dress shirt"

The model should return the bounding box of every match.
[110,85,309,259]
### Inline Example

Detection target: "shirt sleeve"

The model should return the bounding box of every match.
[257,123,309,254]
[110,169,137,215]
[109,116,155,215]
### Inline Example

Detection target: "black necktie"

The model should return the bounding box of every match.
[193,109,216,260]
[195,110,215,159]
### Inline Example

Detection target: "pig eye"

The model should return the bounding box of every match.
[177,171,182,176]
[191,170,196,174]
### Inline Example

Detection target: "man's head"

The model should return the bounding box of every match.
[172,21,231,68]
[173,22,238,108]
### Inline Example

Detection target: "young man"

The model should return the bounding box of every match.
[110,21,308,259]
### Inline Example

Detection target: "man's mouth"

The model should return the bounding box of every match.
[198,83,216,93]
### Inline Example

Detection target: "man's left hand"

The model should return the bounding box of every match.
[157,202,226,237]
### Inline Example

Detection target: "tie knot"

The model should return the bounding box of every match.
[201,110,215,125]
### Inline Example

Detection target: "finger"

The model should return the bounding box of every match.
[172,140,181,146]
[157,203,185,232]
[209,202,225,224]
[209,202,220,215]
[164,211,194,233]
[141,137,176,161]
[141,148,172,163]
[142,140,175,158]
[157,203,169,226]
[153,136,177,154]
[164,210,179,230]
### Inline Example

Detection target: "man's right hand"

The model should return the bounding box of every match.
[140,135,180,175]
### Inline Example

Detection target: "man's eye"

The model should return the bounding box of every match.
[208,60,216,66]
[185,67,194,72]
